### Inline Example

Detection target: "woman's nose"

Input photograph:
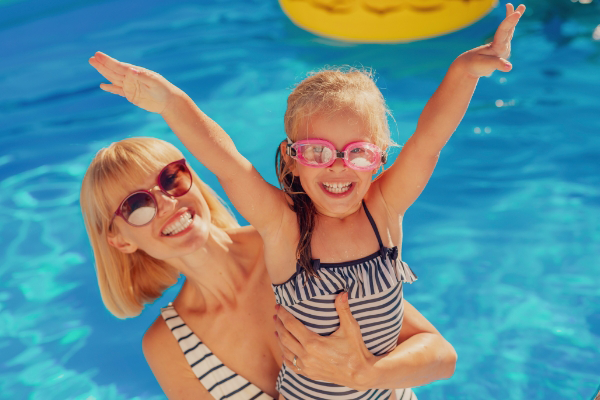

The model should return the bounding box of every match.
[151,186,177,217]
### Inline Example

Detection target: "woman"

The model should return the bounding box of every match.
[84,60,457,400]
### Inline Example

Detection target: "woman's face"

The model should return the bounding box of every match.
[108,159,212,260]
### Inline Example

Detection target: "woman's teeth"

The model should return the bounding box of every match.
[323,182,352,194]
[162,212,193,236]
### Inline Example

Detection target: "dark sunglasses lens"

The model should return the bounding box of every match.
[160,162,192,196]
[122,192,157,226]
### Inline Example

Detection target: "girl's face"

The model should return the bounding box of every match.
[108,160,212,260]
[292,109,377,218]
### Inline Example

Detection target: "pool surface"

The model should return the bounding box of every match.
[1,0,599,398]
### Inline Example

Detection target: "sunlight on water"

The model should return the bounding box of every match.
[0,0,599,398]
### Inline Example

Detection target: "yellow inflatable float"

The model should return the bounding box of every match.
[279,0,497,43]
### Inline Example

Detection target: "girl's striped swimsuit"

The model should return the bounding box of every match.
[161,304,274,400]
[272,201,418,400]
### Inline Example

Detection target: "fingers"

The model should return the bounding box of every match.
[478,54,512,74]
[276,305,316,345]
[282,353,305,375]
[515,4,526,15]
[494,10,522,44]
[506,3,514,17]
[274,314,305,357]
[90,56,124,87]
[505,3,525,17]
[334,292,358,330]
[491,4,525,56]
[99,83,126,97]
[93,51,132,76]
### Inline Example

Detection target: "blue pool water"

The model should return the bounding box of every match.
[1,0,599,398]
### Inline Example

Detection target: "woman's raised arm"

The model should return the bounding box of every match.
[89,52,288,234]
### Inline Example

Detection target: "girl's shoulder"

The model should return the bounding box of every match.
[365,183,398,219]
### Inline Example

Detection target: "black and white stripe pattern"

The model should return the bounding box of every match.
[272,201,418,400]
[273,254,417,399]
[161,304,273,400]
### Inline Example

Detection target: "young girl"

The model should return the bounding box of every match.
[90,4,524,398]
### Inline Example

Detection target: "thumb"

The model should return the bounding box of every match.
[498,57,512,72]
[335,292,358,330]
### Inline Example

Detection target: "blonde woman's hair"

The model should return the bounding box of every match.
[80,137,238,319]
[276,67,394,277]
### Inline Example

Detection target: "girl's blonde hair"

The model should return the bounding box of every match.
[80,137,238,319]
[276,67,394,277]
[285,67,394,149]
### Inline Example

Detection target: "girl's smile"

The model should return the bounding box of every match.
[293,109,377,218]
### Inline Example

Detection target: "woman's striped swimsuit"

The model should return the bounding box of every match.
[272,202,418,400]
[161,304,274,400]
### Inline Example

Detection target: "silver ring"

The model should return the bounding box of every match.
[293,355,301,371]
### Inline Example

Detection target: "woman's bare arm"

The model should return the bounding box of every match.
[275,293,456,390]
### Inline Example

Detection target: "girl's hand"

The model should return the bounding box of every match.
[274,292,376,391]
[457,3,526,78]
[89,52,182,114]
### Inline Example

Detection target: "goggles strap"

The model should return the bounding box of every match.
[285,138,296,157]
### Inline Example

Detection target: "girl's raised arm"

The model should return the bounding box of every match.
[376,4,525,215]
[89,52,288,233]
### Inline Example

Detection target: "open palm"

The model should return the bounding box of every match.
[89,52,179,114]
[461,3,526,77]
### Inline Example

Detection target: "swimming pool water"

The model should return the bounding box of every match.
[1,0,599,398]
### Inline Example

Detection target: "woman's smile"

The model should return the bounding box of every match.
[160,208,196,237]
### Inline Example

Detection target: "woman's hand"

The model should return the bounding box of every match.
[274,292,376,390]
[457,3,526,78]
[89,52,182,114]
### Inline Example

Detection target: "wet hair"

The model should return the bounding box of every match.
[80,137,239,318]
[275,67,394,277]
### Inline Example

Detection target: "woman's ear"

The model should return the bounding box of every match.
[107,230,138,254]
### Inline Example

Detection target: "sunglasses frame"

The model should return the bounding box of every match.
[110,159,192,228]
[286,139,387,171]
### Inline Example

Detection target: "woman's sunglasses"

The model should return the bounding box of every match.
[286,138,387,171]
[111,159,193,227]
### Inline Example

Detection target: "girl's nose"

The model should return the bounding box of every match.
[328,157,347,171]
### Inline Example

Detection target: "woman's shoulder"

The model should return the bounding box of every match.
[142,312,214,398]
[142,313,173,356]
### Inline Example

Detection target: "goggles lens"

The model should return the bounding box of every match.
[295,143,335,166]
[345,143,381,169]
[290,140,383,171]
[117,159,192,227]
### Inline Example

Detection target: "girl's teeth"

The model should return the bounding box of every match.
[162,212,193,236]
[323,183,351,194]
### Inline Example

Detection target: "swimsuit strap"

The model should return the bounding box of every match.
[362,200,385,250]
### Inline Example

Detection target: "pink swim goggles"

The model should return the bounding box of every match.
[285,138,387,171]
